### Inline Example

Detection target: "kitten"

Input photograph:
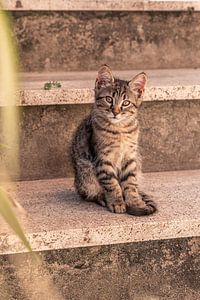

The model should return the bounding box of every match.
[71,65,157,215]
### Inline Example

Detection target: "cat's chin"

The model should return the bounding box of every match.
[108,115,130,124]
[109,117,123,124]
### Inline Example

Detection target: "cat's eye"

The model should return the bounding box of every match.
[122,100,130,107]
[106,96,113,104]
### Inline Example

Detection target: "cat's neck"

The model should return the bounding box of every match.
[91,112,138,134]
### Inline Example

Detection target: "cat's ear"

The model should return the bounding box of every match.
[95,65,114,89]
[128,72,147,106]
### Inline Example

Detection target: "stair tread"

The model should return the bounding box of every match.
[20,69,200,89]
[1,169,200,254]
[5,0,200,11]
[1,68,200,106]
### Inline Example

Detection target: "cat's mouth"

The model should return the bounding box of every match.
[106,112,128,123]
[109,115,123,123]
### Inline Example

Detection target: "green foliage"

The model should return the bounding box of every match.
[0,187,32,252]
[0,143,11,150]
[44,81,62,90]
[0,4,33,253]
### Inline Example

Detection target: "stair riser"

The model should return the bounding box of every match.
[1,99,200,180]
[12,11,200,72]
[0,237,199,300]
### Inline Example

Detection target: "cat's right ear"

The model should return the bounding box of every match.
[95,65,114,89]
[128,72,147,107]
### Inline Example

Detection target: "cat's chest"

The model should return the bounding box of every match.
[114,135,133,165]
[104,133,135,169]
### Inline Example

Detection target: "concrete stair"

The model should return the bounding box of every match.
[5,1,200,11]
[0,170,200,299]
[1,169,200,255]
[10,7,200,71]
[9,68,200,106]
[1,68,200,180]
[1,3,200,299]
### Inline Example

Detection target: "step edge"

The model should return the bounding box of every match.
[1,218,200,255]
[1,85,200,107]
[4,1,200,12]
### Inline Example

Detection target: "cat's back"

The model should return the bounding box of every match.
[74,114,92,138]
[71,114,93,161]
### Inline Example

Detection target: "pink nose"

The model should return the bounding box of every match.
[112,106,120,116]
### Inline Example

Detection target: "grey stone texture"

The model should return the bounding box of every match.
[3,99,198,180]
[1,171,200,255]
[5,0,200,11]
[0,237,200,299]
[140,99,200,172]
[1,98,200,180]
[1,69,200,106]
[12,11,200,72]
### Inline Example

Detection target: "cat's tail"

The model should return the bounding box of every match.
[126,191,157,216]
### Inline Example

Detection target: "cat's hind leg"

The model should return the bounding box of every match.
[120,158,157,215]
[74,158,106,207]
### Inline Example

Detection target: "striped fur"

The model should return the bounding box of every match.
[71,65,157,215]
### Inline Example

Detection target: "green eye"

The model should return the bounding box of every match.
[106,96,113,104]
[122,100,130,107]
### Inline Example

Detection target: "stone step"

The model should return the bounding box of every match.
[1,171,200,299]
[1,69,200,180]
[1,68,200,106]
[5,0,200,11]
[10,10,200,71]
[1,169,200,255]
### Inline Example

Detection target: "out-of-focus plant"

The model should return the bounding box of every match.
[0,5,64,300]
[0,187,32,252]
[0,143,11,150]
[44,80,62,90]
[0,3,32,252]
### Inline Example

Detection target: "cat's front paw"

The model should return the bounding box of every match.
[107,198,126,214]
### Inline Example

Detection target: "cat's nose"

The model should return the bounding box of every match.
[112,106,121,117]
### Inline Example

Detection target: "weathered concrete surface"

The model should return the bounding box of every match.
[0,237,200,299]
[1,69,199,179]
[1,97,200,180]
[0,170,200,254]
[140,99,200,172]
[1,69,200,106]
[15,98,200,179]
[19,69,200,89]
[5,0,200,11]
[12,11,200,71]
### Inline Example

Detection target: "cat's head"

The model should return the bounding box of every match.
[94,65,147,123]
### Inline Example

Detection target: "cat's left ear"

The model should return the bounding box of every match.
[128,72,147,107]
[95,65,114,89]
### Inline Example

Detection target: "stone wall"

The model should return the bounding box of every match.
[12,11,200,71]
[0,237,200,299]
[1,99,197,180]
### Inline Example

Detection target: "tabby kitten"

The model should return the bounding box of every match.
[72,65,157,215]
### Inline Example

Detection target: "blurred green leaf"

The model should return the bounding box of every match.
[44,81,62,90]
[0,143,11,150]
[0,3,38,259]
[0,187,33,252]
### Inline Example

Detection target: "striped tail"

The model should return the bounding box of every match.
[126,191,157,216]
